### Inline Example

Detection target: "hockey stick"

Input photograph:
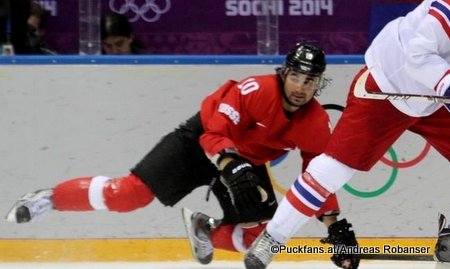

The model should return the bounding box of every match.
[353,69,450,104]
[359,253,434,261]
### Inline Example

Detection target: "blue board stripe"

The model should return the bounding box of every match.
[0,55,364,65]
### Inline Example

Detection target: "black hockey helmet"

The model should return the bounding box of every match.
[284,42,326,76]
[277,42,329,96]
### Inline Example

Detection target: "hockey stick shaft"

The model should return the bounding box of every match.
[359,253,434,261]
[353,69,450,104]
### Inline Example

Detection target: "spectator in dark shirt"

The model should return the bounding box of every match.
[0,0,30,54]
[25,1,56,54]
[0,0,55,54]
[101,11,146,55]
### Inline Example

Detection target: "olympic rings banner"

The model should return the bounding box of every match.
[35,0,421,54]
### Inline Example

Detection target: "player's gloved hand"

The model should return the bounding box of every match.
[220,159,263,214]
[320,219,360,269]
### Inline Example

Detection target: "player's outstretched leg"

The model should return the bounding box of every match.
[244,229,280,269]
[182,208,220,264]
[5,189,53,223]
[5,174,154,223]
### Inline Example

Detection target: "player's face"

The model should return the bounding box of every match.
[282,70,320,111]
[102,36,133,55]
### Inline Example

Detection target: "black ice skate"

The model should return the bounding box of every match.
[5,189,53,223]
[244,230,280,269]
[434,213,450,262]
[182,207,219,265]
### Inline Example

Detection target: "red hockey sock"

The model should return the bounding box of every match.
[211,223,267,252]
[211,224,238,252]
[53,177,94,211]
[53,174,154,212]
[103,174,154,212]
[242,224,267,249]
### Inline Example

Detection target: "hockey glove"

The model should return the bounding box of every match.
[220,159,263,215]
[320,219,360,269]
[434,213,450,262]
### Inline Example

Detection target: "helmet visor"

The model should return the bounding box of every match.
[287,71,322,90]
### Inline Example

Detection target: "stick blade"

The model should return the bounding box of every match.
[353,69,450,104]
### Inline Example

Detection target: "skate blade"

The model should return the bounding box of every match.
[5,206,18,222]
[181,208,197,260]
[181,207,194,241]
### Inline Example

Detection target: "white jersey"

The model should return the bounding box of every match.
[365,0,450,117]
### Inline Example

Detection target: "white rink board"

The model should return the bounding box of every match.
[0,64,448,239]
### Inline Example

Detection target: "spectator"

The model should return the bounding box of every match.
[0,0,55,54]
[25,1,56,54]
[0,0,30,54]
[101,11,146,55]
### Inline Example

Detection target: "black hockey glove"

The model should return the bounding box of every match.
[434,213,450,262]
[320,219,360,269]
[220,159,263,215]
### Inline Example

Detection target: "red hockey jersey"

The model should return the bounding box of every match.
[200,74,331,170]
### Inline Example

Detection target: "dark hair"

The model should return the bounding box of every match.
[30,1,46,26]
[101,12,132,40]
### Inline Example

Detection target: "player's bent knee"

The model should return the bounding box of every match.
[306,153,356,193]
[103,174,154,212]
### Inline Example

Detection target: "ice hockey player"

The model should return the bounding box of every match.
[6,42,359,269]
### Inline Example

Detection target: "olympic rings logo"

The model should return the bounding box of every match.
[109,0,172,22]
[269,103,431,198]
